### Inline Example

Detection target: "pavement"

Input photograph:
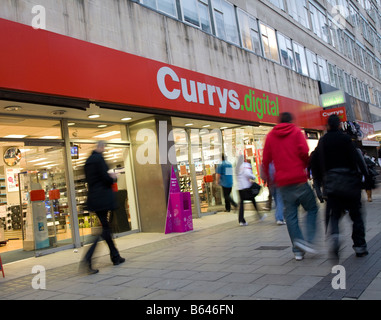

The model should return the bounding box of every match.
[0,187,381,303]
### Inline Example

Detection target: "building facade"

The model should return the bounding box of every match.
[0,0,380,260]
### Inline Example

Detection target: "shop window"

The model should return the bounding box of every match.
[277,33,294,70]
[68,122,126,142]
[0,118,62,140]
[260,23,279,62]
[237,9,262,56]
[181,0,211,33]
[293,42,309,76]
[212,0,240,45]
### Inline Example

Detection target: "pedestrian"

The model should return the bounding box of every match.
[262,112,318,261]
[81,140,125,274]
[310,115,369,260]
[236,155,267,226]
[216,154,238,212]
[263,163,286,225]
[362,150,377,202]
[378,147,381,167]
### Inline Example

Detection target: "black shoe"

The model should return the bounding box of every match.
[112,256,126,266]
[80,260,99,274]
[356,251,369,257]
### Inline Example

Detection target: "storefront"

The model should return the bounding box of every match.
[0,18,325,261]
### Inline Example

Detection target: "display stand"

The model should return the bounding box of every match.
[0,255,4,278]
[165,166,193,234]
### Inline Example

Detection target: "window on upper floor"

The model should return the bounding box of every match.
[180,0,212,33]
[212,0,240,45]
[328,63,339,88]
[309,1,329,44]
[306,49,319,80]
[286,0,310,29]
[268,0,285,11]
[277,33,294,70]
[259,23,280,62]
[344,72,353,96]
[293,42,309,76]
[237,9,262,56]
[317,56,329,83]
[140,0,178,17]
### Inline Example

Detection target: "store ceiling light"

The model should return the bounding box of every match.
[88,114,100,119]
[185,123,194,126]
[121,117,132,121]
[202,125,211,128]
[97,124,108,128]
[4,106,22,111]
[68,122,76,126]
[4,134,27,138]
[94,131,120,138]
[220,127,228,130]
[40,136,59,139]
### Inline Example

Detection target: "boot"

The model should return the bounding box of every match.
[112,255,126,266]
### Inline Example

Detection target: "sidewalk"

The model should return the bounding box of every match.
[1,188,381,300]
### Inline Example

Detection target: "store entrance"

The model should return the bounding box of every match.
[0,141,73,260]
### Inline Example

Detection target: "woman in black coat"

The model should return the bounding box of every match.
[82,141,125,274]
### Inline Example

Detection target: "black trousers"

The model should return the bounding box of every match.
[326,194,367,251]
[238,189,258,223]
[222,187,237,211]
[85,210,120,262]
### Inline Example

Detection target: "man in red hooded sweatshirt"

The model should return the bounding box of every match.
[262,112,318,261]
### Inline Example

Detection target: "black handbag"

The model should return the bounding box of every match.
[245,182,261,199]
[324,168,361,198]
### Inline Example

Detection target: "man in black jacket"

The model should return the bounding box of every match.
[82,141,125,274]
[311,115,369,260]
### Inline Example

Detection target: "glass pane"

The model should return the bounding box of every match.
[18,146,72,254]
[68,122,126,141]
[158,0,177,17]
[182,0,199,26]
[221,1,239,44]
[199,2,211,33]
[72,143,131,244]
[0,118,62,140]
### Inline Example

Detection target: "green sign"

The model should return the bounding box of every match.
[320,90,346,108]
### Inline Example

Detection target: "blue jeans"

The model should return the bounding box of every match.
[271,186,284,221]
[279,183,318,253]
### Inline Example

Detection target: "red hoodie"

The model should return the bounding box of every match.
[262,123,310,187]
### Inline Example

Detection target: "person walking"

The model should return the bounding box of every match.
[262,112,318,261]
[362,150,377,202]
[216,154,238,212]
[81,141,125,274]
[310,115,369,260]
[236,155,267,226]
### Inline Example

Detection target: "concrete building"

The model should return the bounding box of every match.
[0,0,380,261]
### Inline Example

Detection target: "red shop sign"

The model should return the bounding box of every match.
[321,106,347,123]
[0,18,324,130]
